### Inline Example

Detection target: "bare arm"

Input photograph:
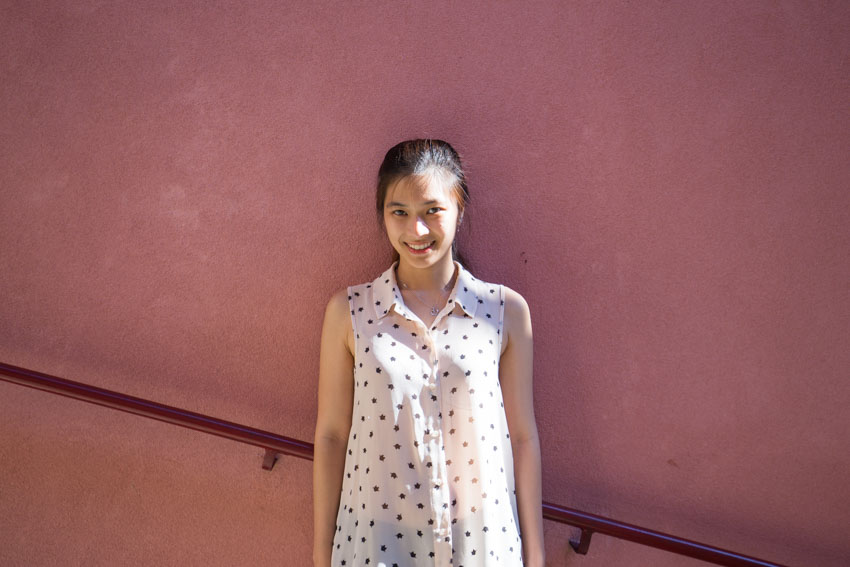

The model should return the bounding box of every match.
[500,287,545,567]
[312,289,355,567]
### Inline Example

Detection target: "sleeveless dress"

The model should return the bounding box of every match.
[332,262,523,567]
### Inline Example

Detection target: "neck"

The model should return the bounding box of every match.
[395,257,457,292]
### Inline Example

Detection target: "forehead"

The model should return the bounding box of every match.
[385,173,456,206]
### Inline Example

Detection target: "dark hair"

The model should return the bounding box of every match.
[376,139,470,265]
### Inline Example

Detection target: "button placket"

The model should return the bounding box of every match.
[427,322,453,564]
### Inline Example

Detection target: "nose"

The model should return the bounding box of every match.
[412,216,429,237]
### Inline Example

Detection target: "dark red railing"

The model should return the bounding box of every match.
[0,361,789,567]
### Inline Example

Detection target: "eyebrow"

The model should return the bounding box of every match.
[385,200,440,208]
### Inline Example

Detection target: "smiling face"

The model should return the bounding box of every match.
[382,171,462,272]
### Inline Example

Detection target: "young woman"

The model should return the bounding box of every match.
[314,140,544,567]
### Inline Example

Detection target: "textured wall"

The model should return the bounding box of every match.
[1,1,848,566]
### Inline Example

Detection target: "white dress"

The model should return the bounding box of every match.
[332,262,523,567]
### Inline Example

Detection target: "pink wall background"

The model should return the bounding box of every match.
[2,2,848,565]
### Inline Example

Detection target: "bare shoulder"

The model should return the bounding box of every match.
[325,288,351,320]
[323,288,354,353]
[501,285,532,353]
[503,286,531,319]
[316,288,355,440]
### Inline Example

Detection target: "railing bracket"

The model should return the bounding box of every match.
[262,449,280,470]
[570,528,593,555]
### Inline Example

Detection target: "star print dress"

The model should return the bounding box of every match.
[332,262,523,567]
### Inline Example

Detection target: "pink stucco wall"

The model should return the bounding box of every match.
[1,2,848,565]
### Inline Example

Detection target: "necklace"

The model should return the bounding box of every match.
[397,270,455,316]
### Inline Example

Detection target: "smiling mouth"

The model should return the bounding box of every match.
[406,241,435,252]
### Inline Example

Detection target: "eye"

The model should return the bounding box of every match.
[391,209,407,216]
[427,207,442,214]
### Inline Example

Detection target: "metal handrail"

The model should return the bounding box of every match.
[0,361,789,567]
[0,361,313,466]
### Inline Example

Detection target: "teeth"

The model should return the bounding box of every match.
[408,242,432,250]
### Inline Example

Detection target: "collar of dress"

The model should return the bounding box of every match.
[372,261,481,321]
